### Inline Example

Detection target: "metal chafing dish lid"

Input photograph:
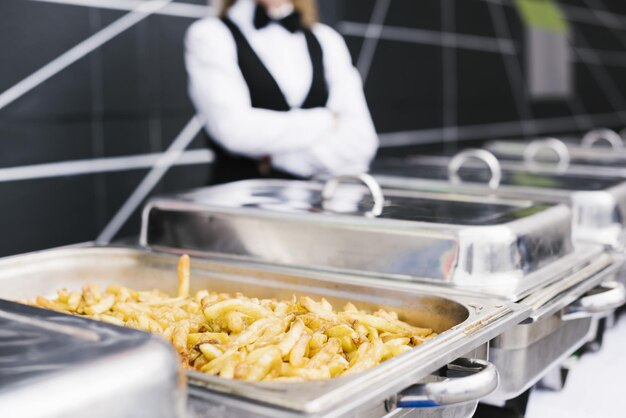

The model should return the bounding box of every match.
[372,152,626,249]
[171,177,552,225]
[141,177,596,301]
[373,156,626,191]
[485,129,626,167]
[0,299,183,418]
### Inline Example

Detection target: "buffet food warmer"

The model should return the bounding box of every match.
[373,151,626,250]
[140,178,625,402]
[371,152,626,399]
[485,129,626,168]
[0,297,185,418]
[0,246,528,418]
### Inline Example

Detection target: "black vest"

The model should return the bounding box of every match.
[206,17,329,185]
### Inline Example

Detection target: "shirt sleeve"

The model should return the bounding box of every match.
[184,19,335,159]
[273,25,379,176]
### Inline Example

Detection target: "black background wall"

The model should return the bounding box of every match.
[1,0,626,256]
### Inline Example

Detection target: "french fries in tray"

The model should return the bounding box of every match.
[30,255,435,382]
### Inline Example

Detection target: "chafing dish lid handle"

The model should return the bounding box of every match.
[448,149,502,189]
[562,281,626,321]
[581,128,623,151]
[523,138,571,173]
[391,358,498,409]
[321,173,385,217]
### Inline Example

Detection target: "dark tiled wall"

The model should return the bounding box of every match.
[1,0,626,256]
[336,0,626,151]
[0,0,209,256]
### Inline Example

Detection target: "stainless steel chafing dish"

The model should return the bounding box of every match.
[373,152,626,250]
[0,246,529,418]
[142,178,589,300]
[140,178,625,402]
[370,153,626,400]
[0,297,185,418]
[485,128,626,168]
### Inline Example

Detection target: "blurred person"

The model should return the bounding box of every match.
[185,0,378,184]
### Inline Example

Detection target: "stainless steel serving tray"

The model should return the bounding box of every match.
[0,246,529,417]
[372,155,626,249]
[0,298,184,418]
[140,179,590,301]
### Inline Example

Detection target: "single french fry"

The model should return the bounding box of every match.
[327,354,349,376]
[276,318,305,357]
[67,291,82,311]
[307,337,341,370]
[218,352,244,379]
[289,333,311,367]
[203,299,272,321]
[340,312,408,334]
[232,317,279,348]
[171,320,191,354]
[325,324,356,339]
[242,347,282,381]
[177,254,190,298]
[199,343,223,361]
[345,340,385,375]
[188,332,230,346]
[84,294,115,315]
[300,296,336,321]
[225,311,247,333]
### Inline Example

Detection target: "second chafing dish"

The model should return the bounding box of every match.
[0,246,528,418]
[371,153,626,399]
[372,151,626,250]
[485,128,626,168]
[140,178,625,401]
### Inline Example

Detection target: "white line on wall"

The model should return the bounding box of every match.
[0,0,173,112]
[0,149,213,183]
[340,21,517,54]
[355,0,392,82]
[28,0,212,19]
[96,116,203,244]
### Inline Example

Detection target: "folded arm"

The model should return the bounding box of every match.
[185,20,336,158]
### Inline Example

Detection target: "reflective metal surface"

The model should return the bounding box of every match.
[484,263,623,401]
[0,299,185,418]
[372,156,626,249]
[392,359,498,408]
[141,179,583,301]
[0,246,529,417]
[448,149,502,189]
[486,135,626,168]
[581,129,623,150]
[370,155,626,401]
[321,174,385,217]
[523,138,570,173]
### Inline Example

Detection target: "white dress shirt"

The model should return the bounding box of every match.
[185,0,378,177]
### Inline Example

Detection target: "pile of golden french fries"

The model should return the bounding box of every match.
[30,255,435,381]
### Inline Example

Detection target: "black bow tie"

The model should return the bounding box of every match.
[253,4,302,33]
